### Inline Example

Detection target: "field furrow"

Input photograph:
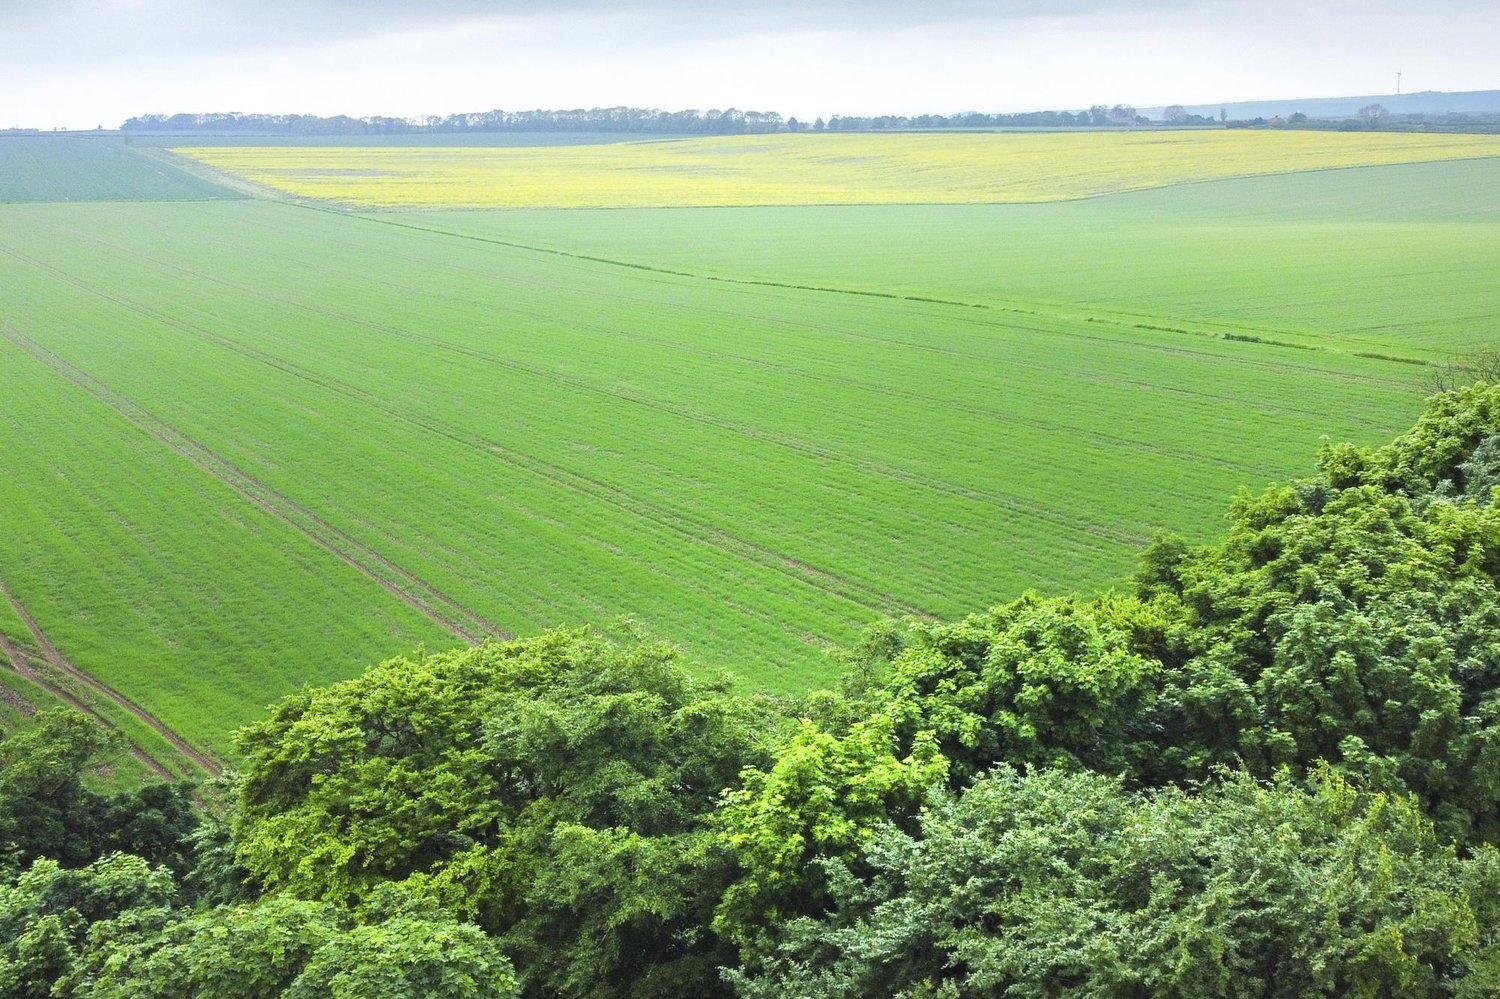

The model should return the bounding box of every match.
[4,276,926,622]
[4,227,1074,620]
[0,579,210,777]
[0,323,500,645]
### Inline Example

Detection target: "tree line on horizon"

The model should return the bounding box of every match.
[114,104,1500,137]
[8,383,1500,996]
[118,105,1166,136]
[121,108,791,136]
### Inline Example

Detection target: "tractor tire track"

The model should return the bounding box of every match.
[0,318,502,646]
[357,321,1157,550]
[7,231,1166,550]
[102,251,1153,552]
[0,586,189,779]
[0,246,937,618]
[0,645,176,779]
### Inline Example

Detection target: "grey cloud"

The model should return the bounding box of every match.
[7,0,1483,41]
[6,0,1493,126]
[10,0,1214,49]
[5,0,1218,81]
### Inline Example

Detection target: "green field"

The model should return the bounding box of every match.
[0,136,240,203]
[412,158,1500,356]
[3,139,1492,766]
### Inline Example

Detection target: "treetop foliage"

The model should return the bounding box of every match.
[117,104,1192,137]
[730,767,1500,998]
[0,711,196,876]
[121,108,790,136]
[230,627,771,996]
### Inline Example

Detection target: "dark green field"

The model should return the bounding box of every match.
[0,136,240,203]
[5,140,1492,767]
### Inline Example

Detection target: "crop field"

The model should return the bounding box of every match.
[0,136,240,203]
[175,130,1500,207]
[417,157,1500,357]
[4,134,1491,769]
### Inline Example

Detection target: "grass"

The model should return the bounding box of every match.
[0,186,1434,757]
[4,135,1493,763]
[0,136,240,203]
[0,591,36,653]
[0,671,38,734]
[175,130,1500,208]
[410,158,1500,358]
[0,323,450,755]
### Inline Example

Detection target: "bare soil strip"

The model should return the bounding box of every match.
[0,611,177,778]
[0,580,220,775]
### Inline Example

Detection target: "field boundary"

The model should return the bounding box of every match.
[111,165,1442,367]
[309,205,1437,370]
[140,145,276,201]
[0,579,217,777]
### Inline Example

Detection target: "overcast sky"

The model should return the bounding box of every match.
[4,1,1498,129]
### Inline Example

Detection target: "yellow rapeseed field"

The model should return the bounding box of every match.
[176,130,1500,209]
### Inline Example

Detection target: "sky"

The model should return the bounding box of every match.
[3,1,1499,130]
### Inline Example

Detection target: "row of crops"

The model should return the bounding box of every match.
[0,197,1426,753]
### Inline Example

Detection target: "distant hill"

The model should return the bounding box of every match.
[1146,89,1500,121]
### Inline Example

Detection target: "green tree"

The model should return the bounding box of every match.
[1,711,119,869]
[878,592,1168,784]
[732,768,1499,998]
[1139,389,1500,842]
[0,711,195,874]
[714,715,946,960]
[0,853,175,998]
[231,628,771,997]
[68,885,518,999]
[284,911,516,999]
[71,895,340,998]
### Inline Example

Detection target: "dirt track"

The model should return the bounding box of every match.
[0,580,219,776]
